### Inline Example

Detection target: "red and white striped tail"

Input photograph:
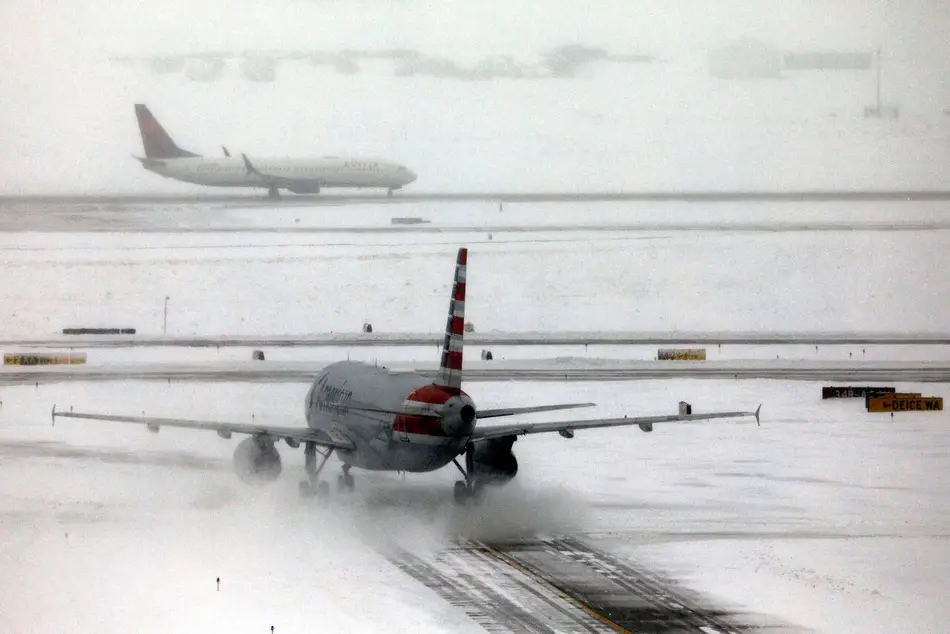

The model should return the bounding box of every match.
[435,247,467,391]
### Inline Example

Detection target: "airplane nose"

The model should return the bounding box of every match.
[405,169,417,183]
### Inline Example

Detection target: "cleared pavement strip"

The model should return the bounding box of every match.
[3,360,950,384]
[3,331,950,348]
[5,190,950,205]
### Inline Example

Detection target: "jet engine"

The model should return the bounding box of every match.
[233,435,282,484]
[440,396,477,437]
[472,435,518,485]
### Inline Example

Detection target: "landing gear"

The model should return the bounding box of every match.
[387,188,394,197]
[267,186,280,199]
[337,463,355,492]
[299,442,334,500]
[452,442,483,504]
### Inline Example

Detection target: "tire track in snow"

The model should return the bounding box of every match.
[390,537,804,633]
[388,544,615,633]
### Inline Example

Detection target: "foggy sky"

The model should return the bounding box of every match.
[1,0,949,193]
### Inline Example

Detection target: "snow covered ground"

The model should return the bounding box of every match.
[0,195,946,631]
[5,342,949,366]
[0,206,948,338]
[1,377,948,632]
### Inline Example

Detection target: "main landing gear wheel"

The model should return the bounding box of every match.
[453,480,484,504]
[300,442,334,502]
[451,442,484,505]
[300,480,330,499]
[337,464,355,492]
[267,186,280,199]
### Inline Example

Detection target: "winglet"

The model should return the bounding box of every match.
[754,404,762,426]
[241,153,258,176]
[222,145,231,157]
[51,404,56,426]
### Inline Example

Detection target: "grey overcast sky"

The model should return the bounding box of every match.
[1,0,948,193]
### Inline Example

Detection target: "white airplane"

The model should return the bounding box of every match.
[133,104,417,198]
[53,247,760,503]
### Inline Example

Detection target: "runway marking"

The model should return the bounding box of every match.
[388,537,781,633]
[473,541,631,633]
[390,544,611,632]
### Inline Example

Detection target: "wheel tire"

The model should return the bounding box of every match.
[344,474,355,491]
[471,481,486,501]
[317,481,330,497]
[453,481,469,503]
[337,474,347,492]
[298,481,313,498]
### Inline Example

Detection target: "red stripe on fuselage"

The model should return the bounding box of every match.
[392,384,469,435]
[393,415,446,436]
[408,384,462,404]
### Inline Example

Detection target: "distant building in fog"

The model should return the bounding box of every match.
[240,56,278,82]
[783,51,872,71]
[708,38,782,79]
[185,57,225,82]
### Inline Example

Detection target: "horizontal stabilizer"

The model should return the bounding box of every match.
[347,404,441,418]
[477,402,596,419]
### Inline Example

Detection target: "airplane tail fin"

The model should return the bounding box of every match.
[134,104,200,159]
[434,247,467,392]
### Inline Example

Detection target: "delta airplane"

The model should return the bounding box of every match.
[132,104,417,198]
[52,248,760,503]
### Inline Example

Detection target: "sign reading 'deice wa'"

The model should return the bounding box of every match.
[867,395,943,412]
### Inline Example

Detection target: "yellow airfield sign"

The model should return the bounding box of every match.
[867,395,943,412]
[3,352,86,366]
[657,348,706,360]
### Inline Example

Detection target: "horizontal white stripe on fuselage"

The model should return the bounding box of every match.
[146,157,413,189]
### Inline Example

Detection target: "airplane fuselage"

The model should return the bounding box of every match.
[305,361,474,472]
[141,156,416,192]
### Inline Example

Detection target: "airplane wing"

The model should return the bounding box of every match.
[50,407,355,450]
[346,401,596,419]
[469,405,761,441]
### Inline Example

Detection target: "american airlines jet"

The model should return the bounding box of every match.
[133,104,417,197]
[53,248,760,504]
